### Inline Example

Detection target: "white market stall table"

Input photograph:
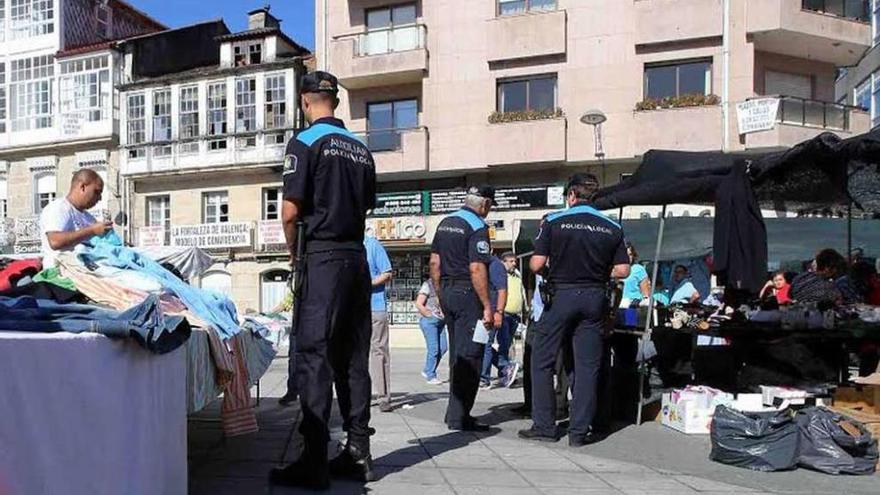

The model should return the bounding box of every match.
[0,331,187,495]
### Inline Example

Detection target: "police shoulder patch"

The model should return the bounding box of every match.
[476,241,490,255]
[283,154,298,176]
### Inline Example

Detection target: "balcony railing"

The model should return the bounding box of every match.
[355,127,420,153]
[356,24,426,57]
[802,0,870,22]
[774,95,858,131]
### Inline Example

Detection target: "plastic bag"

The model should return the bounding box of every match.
[796,407,879,475]
[709,405,799,472]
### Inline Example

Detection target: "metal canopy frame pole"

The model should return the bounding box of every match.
[636,204,667,425]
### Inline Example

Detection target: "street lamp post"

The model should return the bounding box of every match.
[580,109,608,185]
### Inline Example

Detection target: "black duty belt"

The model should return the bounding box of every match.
[441,278,472,287]
[551,282,606,290]
[306,240,364,254]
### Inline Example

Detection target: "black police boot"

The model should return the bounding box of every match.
[517,427,559,443]
[277,390,298,407]
[269,456,330,491]
[510,403,531,418]
[569,431,603,448]
[448,416,490,432]
[329,442,376,482]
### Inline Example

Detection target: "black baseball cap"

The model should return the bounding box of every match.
[565,173,600,193]
[468,185,497,205]
[300,71,339,95]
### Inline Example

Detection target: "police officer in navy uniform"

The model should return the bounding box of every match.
[270,71,377,490]
[429,186,497,431]
[518,173,630,446]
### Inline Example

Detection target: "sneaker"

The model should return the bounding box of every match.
[420,371,429,380]
[479,380,492,390]
[379,401,394,413]
[269,458,330,490]
[569,432,603,448]
[517,427,559,443]
[426,377,443,385]
[500,362,520,388]
[329,444,376,482]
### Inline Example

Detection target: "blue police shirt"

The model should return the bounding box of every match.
[533,202,628,286]
[489,256,508,312]
[282,117,377,248]
[431,207,492,281]
[364,235,392,312]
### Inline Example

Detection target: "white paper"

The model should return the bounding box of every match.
[472,320,490,344]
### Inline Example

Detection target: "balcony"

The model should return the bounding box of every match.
[634,105,723,153]
[484,117,567,166]
[486,9,567,62]
[356,127,429,176]
[634,0,722,46]
[747,0,871,65]
[330,25,428,90]
[743,96,870,149]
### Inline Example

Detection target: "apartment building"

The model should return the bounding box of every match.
[318,0,873,326]
[117,8,310,313]
[836,1,880,128]
[0,0,164,254]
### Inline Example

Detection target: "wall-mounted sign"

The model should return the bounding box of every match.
[736,98,780,135]
[366,216,427,242]
[372,192,426,217]
[430,185,565,214]
[171,222,252,248]
[257,220,285,246]
[138,226,166,247]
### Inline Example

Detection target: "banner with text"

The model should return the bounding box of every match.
[258,220,286,246]
[372,192,427,217]
[366,216,427,242]
[171,222,253,249]
[736,98,780,135]
[138,226,166,248]
[430,185,565,214]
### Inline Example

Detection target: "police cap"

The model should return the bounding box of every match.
[467,185,498,206]
[300,71,339,95]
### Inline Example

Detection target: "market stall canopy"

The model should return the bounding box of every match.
[515,217,880,264]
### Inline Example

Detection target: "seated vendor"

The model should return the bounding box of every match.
[668,265,701,304]
[790,249,857,305]
[759,271,791,305]
[39,168,112,267]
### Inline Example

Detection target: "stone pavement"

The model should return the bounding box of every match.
[188,349,879,495]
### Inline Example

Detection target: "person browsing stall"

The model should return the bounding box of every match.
[40,168,112,268]
[620,243,651,307]
[429,185,496,432]
[518,173,630,447]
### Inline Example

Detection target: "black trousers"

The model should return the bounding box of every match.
[531,287,606,438]
[440,281,486,428]
[522,322,571,415]
[294,249,373,462]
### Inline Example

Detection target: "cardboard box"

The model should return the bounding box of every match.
[661,386,734,434]
[833,385,880,415]
[761,386,808,406]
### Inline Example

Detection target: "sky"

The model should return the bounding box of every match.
[129,0,316,50]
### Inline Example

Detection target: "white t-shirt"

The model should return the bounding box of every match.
[39,198,97,267]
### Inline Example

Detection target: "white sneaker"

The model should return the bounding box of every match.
[426,377,443,385]
[501,362,520,388]
[421,371,429,380]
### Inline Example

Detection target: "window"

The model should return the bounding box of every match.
[207,82,228,150]
[855,78,871,111]
[873,72,880,128]
[179,86,199,154]
[0,178,7,221]
[0,64,6,133]
[203,191,229,224]
[765,70,812,99]
[95,1,110,37]
[364,3,419,55]
[233,41,262,66]
[236,78,256,134]
[152,89,172,157]
[127,93,146,159]
[497,75,557,113]
[0,1,6,42]
[10,0,54,40]
[874,0,880,45]
[803,0,870,22]
[261,270,290,312]
[33,172,55,214]
[367,99,418,151]
[10,55,53,131]
[265,74,286,130]
[146,195,171,245]
[644,60,711,100]
[498,0,556,16]
[59,55,110,124]
[263,188,281,220]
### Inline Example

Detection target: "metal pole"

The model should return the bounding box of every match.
[721,0,730,152]
[847,199,853,263]
[636,205,667,425]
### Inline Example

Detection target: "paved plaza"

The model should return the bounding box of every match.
[188,350,879,495]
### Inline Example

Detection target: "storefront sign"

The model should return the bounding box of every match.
[430,186,565,214]
[171,222,252,248]
[138,226,166,247]
[366,216,427,242]
[372,192,426,217]
[257,220,285,246]
[736,98,780,134]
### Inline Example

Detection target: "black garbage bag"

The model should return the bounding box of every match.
[710,405,799,471]
[796,407,879,475]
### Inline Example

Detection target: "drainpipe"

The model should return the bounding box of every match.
[321,0,329,71]
[721,0,731,152]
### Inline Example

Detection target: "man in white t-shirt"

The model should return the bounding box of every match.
[40,168,112,267]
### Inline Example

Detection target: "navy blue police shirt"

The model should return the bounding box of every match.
[282,117,377,247]
[533,202,628,287]
[431,207,493,281]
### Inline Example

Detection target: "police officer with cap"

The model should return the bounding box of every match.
[270,71,377,490]
[429,185,497,431]
[518,173,630,446]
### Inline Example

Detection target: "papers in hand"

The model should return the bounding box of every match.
[473,320,490,344]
